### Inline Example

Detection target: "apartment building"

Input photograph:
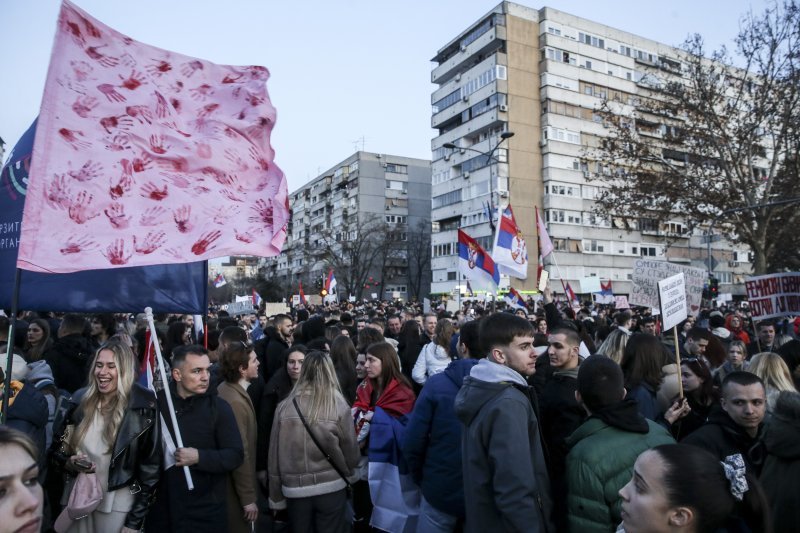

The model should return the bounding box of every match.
[430,2,752,297]
[262,152,432,301]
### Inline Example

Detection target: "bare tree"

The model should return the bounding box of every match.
[405,219,431,300]
[317,214,389,301]
[590,1,800,274]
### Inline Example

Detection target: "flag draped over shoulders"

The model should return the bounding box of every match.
[18,0,288,273]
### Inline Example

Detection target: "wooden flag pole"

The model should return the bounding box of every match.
[145,307,194,490]
[1,269,22,424]
[673,326,683,399]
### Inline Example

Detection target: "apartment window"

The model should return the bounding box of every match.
[583,240,605,253]
[578,32,605,49]
[386,179,407,191]
[641,246,658,257]
[385,164,407,174]
[583,212,611,228]
[433,189,462,209]
[584,60,592,69]
[447,271,458,281]
[542,127,581,145]
[546,183,578,197]
[385,215,407,224]
[619,45,632,56]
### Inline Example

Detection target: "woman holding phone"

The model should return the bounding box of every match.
[51,339,161,532]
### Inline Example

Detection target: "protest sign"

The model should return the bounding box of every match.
[226,300,255,316]
[580,277,602,294]
[658,273,688,331]
[264,302,290,317]
[630,260,706,314]
[615,295,630,309]
[745,272,800,320]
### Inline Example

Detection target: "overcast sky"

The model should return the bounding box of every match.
[2,0,765,194]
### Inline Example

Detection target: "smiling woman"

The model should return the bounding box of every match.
[0,427,43,533]
[50,340,161,532]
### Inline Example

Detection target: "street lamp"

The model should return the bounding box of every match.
[443,131,514,164]
[705,196,800,277]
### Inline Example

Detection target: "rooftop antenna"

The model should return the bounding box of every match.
[352,136,366,153]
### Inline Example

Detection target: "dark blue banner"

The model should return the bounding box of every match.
[1,120,207,313]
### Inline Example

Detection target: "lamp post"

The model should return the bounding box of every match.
[442,131,514,309]
[705,196,800,277]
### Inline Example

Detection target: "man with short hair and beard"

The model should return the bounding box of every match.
[683,371,767,476]
[147,345,244,533]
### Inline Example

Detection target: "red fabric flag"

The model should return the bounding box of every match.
[18,1,288,273]
[299,281,307,306]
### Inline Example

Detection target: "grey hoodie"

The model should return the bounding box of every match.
[455,359,554,533]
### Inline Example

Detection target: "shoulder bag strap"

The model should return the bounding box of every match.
[292,398,351,487]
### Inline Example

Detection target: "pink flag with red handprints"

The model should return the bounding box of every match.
[17,0,288,273]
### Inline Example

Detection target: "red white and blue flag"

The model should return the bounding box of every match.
[458,229,499,292]
[137,329,177,469]
[565,282,579,306]
[298,281,307,306]
[596,280,614,304]
[325,269,337,293]
[252,288,263,308]
[504,287,526,310]
[492,204,528,279]
[213,273,227,288]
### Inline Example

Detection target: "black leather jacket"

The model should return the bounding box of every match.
[51,383,162,530]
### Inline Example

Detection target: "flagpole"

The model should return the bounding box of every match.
[145,307,194,490]
[1,269,22,424]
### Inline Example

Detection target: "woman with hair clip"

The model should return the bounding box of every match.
[268,351,359,533]
[749,352,798,412]
[663,358,720,441]
[51,339,161,533]
[412,319,455,386]
[217,341,260,532]
[618,443,771,533]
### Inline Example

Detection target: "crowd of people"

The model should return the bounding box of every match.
[1,289,799,532]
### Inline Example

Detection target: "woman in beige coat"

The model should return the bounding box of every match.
[268,350,360,533]
[218,341,260,532]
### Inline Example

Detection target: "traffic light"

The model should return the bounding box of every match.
[709,277,719,298]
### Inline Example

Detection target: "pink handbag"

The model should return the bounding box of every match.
[54,472,103,532]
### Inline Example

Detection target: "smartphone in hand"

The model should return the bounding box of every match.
[73,457,93,471]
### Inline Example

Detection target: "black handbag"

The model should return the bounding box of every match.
[292,398,353,496]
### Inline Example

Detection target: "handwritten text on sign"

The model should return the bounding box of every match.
[745,272,800,320]
[658,273,688,331]
[630,260,706,314]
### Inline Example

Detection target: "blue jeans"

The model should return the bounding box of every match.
[416,495,458,533]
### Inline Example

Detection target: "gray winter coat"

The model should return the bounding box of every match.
[454,359,554,533]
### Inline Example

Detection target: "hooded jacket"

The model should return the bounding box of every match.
[682,405,765,476]
[565,399,674,533]
[403,358,478,517]
[760,398,800,533]
[454,359,554,533]
[411,341,452,385]
[43,333,94,393]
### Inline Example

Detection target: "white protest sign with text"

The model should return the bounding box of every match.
[745,272,800,320]
[658,273,688,331]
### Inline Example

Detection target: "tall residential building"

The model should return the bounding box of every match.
[263,152,432,301]
[430,2,751,297]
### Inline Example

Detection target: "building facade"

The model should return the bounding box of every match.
[430,2,752,297]
[262,152,432,302]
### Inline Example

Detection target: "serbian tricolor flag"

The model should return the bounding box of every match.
[565,282,579,306]
[492,204,528,279]
[596,280,614,304]
[137,329,177,469]
[325,269,337,294]
[213,273,227,288]
[252,288,263,308]
[536,206,554,258]
[504,287,526,310]
[458,229,499,292]
[298,281,307,306]
[17,1,288,273]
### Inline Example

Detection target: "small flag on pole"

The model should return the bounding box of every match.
[458,229,499,292]
[213,273,227,288]
[536,206,554,258]
[492,204,528,279]
[252,288,263,308]
[299,281,307,305]
[504,287,527,310]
